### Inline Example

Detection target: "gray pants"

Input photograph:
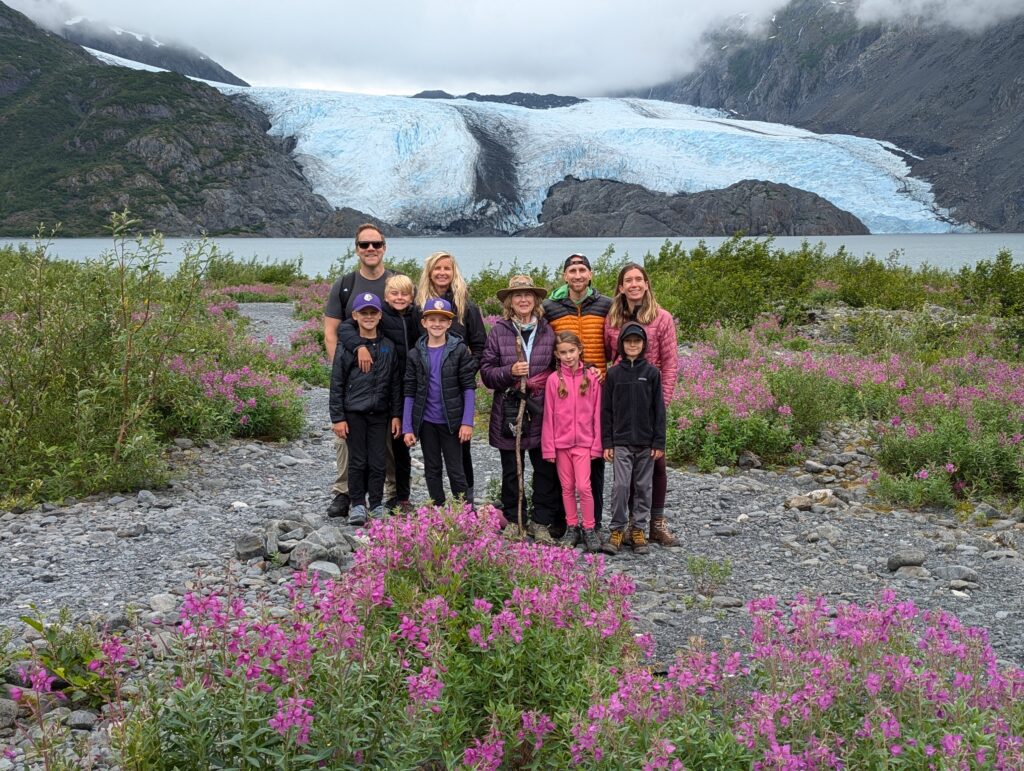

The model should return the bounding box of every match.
[333,436,396,500]
[610,446,654,532]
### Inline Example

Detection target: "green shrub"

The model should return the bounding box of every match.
[206,252,306,286]
[668,404,795,471]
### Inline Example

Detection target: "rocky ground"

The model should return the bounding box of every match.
[1,302,1022,765]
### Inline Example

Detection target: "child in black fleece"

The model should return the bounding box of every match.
[600,322,666,555]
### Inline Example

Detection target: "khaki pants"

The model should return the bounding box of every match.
[333,435,396,499]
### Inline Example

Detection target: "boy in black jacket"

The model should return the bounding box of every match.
[600,323,666,556]
[329,293,402,525]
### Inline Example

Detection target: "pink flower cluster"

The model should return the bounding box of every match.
[168,355,299,427]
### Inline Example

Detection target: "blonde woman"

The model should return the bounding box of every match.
[418,251,487,504]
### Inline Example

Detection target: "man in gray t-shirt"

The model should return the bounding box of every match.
[324,224,396,519]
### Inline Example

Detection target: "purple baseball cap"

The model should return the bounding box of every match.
[352,292,382,313]
[421,297,455,318]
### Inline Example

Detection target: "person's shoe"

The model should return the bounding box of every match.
[559,525,581,548]
[503,523,527,541]
[529,521,558,546]
[347,504,367,527]
[630,527,650,555]
[396,499,414,514]
[326,493,350,519]
[368,505,387,520]
[622,517,635,546]
[384,497,398,511]
[581,528,601,553]
[649,516,680,547]
[601,529,625,556]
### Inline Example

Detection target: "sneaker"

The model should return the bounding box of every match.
[326,492,350,519]
[368,505,386,520]
[560,525,582,548]
[529,521,558,546]
[347,504,367,526]
[601,529,625,556]
[630,527,650,555]
[581,528,601,553]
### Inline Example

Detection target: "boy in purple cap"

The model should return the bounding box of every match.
[329,293,403,525]
[403,298,478,507]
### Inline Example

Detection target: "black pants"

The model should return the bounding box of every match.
[461,441,474,498]
[549,456,605,528]
[347,412,388,509]
[392,435,411,501]
[420,422,468,506]
[499,448,563,526]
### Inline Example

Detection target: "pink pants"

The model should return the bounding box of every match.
[555,447,595,529]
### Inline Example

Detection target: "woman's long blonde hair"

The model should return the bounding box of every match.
[607,262,661,328]
[419,251,469,324]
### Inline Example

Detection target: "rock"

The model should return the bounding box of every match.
[933,565,981,583]
[710,596,744,608]
[307,561,341,578]
[116,523,147,538]
[0,697,16,729]
[172,437,194,449]
[234,534,265,561]
[288,541,329,570]
[949,580,979,590]
[887,549,927,572]
[737,450,762,469]
[137,490,157,506]
[66,709,98,730]
[894,566,931,579]
[713,525,740,537]
[785,495,814,511]
[804,460,828,474]
[148,593,178,613]
[974,502,1001,519]
[983,549,1019,561]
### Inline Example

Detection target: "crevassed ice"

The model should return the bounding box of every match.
[216,86,954,234]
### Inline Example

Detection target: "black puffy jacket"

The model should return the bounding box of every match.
[337,303,421,379]
[404,334,478,433]
[329,335,402,423]
[601,323,666,450]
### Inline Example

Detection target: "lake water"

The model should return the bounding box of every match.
[3,233,1023,278]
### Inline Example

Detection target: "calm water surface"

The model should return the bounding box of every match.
[3,234,1023,278]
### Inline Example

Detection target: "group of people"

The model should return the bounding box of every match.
[325,224,680,556]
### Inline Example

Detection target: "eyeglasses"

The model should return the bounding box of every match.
[357,240,385,249]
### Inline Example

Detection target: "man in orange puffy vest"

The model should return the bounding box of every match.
[542,254,612,531]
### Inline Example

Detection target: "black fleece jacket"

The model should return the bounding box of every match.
[601,322,666,450]
[329,334,402,423]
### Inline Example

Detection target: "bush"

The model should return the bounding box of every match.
[668,404,796,471]
[206,252,306,286]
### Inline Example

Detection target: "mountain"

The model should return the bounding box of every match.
[522,177,868,237]
[59,15,249,86]
[226,86,953,235]
[411,90,585,109]
[638,0,1024,232]
[0,2,343,236]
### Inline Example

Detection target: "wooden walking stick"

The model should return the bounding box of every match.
[513,334,528,537]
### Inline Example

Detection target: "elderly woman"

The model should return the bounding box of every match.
[418,251,487,504]
[604,262,680,548]
[480,275,560,543]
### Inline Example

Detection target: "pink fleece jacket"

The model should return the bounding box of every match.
[604,308,679,406]
[541,363,604,460]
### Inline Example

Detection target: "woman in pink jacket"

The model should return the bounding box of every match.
[542,331,603,553]
[604,262,680,547]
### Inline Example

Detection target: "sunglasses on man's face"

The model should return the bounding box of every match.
[357,240,385,249]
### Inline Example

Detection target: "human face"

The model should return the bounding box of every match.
[354,307,381,334]
[422,313,452,342]
[619,268,649,305]
[355,228,386,270]
[510,290,536,319]
[622,336,643,359]
[385,287,412,311]
[430,256,454,292]
[563,263,592,296]
[555,341,581,370]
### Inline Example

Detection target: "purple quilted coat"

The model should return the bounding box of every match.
[479,317,556,451]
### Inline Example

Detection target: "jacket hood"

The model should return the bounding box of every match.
[550,284,594,302]
[416,331,464,354]
[617,322,648,359]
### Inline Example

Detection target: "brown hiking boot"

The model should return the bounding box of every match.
[630,528,650,555]
[601,529,625,555]
[649,516,679,547]
[529,521,558,546]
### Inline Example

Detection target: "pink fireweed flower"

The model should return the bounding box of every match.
[914,468,929,480]
[945,463,957,473]
[268,696,314,745]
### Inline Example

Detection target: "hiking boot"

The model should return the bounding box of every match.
[347,504,367,527]
[601,529,625,556]
[326,492,350,519]
[630,527,650,555]
[649,516,679,547]
[396,499,414,514]
[560,525,582,548]
[529,521,558,546]
[368,505,387,520]
[581,528,601,553]
[503,523,527,541]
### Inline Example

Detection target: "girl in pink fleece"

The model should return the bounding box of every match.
[542,331,603,552]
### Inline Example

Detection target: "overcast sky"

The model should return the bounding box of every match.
[9,0,1024,95]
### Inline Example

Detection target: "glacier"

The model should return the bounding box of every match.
[218,86,956,234]
[82,47,955,234]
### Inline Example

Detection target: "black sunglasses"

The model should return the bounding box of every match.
[357,240,385,249]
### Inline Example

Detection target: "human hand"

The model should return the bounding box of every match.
[357,346,373,373]
[458,425,473,442]
[332,421,349,439]
[651,448,664,459]
[603,449,614,461]
[391,418,401,437]
[543,457,555,464]
[511,361,528,377]
[404,432,416,447]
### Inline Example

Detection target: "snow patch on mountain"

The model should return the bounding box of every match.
[219,86,955,234]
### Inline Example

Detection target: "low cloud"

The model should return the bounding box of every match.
[856,0,1024,32]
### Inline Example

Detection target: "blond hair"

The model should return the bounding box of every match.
[419,251,469,325]
[555,331,589,399]
[607,262,661,328]
[384,273,414,297]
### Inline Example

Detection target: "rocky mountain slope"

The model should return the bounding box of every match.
[639,0,1024,232]
[523,177,868,237]
[0,2,348,236]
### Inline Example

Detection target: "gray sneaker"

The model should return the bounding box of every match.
[347,504,367,526]
[528,521,558,546]
[581,528,601,553]
[559,525,582,548]
[368,505,387,520]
